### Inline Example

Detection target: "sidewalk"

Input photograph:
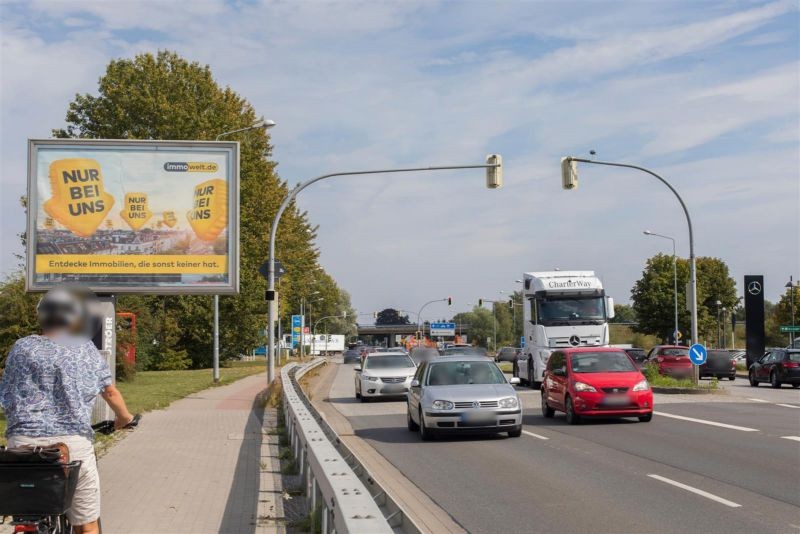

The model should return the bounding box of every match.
[99,372,285,533]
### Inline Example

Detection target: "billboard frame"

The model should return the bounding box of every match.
[26,138,240,295]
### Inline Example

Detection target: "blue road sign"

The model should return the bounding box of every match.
[430,322,456,336]
[520,336,525,348]
[688,343,707,365]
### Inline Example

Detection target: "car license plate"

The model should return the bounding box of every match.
[382,384,405,393]
[462,411,495,423]
[603,395,629,406]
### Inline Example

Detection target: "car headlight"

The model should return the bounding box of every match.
[632,379,649,392]
[364,375,380,382]
[573,381,597,392]
[431,400,454,410]
[499,397,519,409]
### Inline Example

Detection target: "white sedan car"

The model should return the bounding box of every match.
[355,352,417,402]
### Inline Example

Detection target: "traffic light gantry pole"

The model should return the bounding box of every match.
[266,159,502,384]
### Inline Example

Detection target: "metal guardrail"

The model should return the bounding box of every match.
[282,359,392,533]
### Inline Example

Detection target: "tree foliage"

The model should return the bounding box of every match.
[45,50,351,369]
[631,254,738,344]
[376,308,410,326]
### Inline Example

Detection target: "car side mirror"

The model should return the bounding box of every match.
[509,377,521,385]
[354,367,362,373]
[410,379,420,388]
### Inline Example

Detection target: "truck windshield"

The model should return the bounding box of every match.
[538,297,605,325]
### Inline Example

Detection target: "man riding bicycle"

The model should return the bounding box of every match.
[0,288,134,534]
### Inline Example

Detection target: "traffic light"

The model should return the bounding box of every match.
[478,298,483,307]
[486,154,503,189]
[373,311,378,319]
[414,331,421,340]
[509,298,514,309]
[447,296,452,306]
[561,156,578,190]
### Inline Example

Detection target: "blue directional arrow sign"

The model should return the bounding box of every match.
[688,343,707,365]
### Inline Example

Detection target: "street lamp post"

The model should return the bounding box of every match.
[786,277,796,346]
[562,156,699,384]
[643,230,679,345]
[213,119,275,383]
[266,159,502,383]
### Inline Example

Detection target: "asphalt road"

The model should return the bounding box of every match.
[328,361,800,534]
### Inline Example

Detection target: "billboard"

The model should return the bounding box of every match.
[26,139,239,294]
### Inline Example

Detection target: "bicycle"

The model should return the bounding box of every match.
[0,414,140,533]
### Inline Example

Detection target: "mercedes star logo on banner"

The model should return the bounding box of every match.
[747,281,762,295]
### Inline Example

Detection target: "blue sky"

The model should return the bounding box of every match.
[1,0,798,316]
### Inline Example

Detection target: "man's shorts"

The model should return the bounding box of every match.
[8,434,100,526]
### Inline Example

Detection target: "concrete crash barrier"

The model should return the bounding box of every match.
[282,359,392,534]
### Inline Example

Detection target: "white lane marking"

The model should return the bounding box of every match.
[522,430,549,440]
[747,398,769,403]
[647,474,742,508]
[780,436,800,442]
[653,411,759,432]
[776,404,800,409]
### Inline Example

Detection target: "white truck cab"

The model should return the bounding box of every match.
[516,271,614,387]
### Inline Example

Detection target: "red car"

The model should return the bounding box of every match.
[647,345,693,378]
[541,347,653,424]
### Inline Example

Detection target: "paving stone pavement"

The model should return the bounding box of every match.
[99,372,286,533]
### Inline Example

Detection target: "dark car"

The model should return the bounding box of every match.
[623,348,648,369]
[699,349,736,380]
[748,349,800,388]
[343,349,361,364]
[496,347,521,363]
[409,347,439,365]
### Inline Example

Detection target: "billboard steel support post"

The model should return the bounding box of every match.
[266,162,500,384]
[565,157,698,384]
[213,295,220,383]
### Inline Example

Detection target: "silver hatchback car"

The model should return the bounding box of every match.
[407,355,522,440]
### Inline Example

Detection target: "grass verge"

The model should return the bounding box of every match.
[643,363,718,390]
[496,361,513,373]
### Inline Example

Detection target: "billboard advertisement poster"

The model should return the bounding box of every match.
[291,315,302,348]
[26,139,239,294]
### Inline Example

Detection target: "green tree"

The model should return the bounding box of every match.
[610,303,637,323]
[767,287,799,346]
[452,306,494,348]
[0,275,40,370]
[51,50,343,368]
[631,254,737,344]
[376,308,410,326]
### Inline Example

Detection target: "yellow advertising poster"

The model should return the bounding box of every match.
[29,140,239,294]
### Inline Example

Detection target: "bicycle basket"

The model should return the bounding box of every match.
[0,461,82,515]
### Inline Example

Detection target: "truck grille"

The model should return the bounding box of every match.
[381,377,406,383]
[454,400,499,409]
